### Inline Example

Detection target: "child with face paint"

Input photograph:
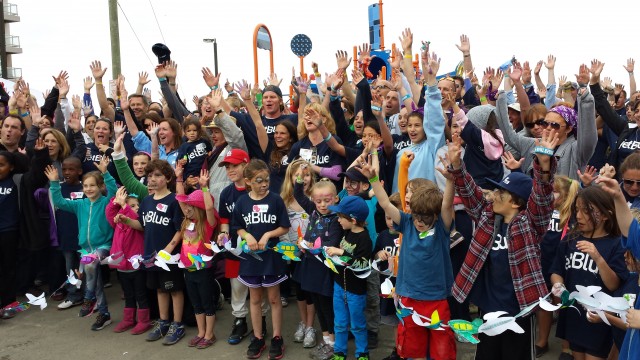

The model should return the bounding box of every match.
[550,185,629,360]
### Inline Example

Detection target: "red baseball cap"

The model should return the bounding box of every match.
[218,148,249,167]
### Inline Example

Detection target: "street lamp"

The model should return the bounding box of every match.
[202,38,218,76]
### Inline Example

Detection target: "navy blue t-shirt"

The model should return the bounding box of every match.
[218,183,247,247]
[231,191,291,277]
[230,111,298,159]
[83,142,121,184]
[550,235,628,352]
[0,176,18,232]
[392,133,411,152]
[460,120,503,190]
[374,229,400,316]
[260,141,288,194]
[469,222,520,315]
[176,139,212,180]
[138,192,184,265]
[57,182,84,252]
[540,210,565,286]
[289,136,346,190]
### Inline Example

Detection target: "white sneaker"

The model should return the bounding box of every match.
[294,321,305,343]
[303,327,317,348]
[58,299,82,310]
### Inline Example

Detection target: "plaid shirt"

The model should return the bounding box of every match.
[450,157,556,312]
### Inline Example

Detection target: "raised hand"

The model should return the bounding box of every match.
[165,61,178,80]
[94,155,110,174]
[267,73,282,87]
[44,164,59,181]
[30,104,43,127]
[544,55,556,70]
[535,128,560,162]
[234,80,251,100]
[33,137,45,151]
[534,61,543,76]
[154,64,167,79]
[335,50,352,70]
[295,77,310,94]
[52,70,69,86]
[174,158,185,179]
[615,83,625,96]
[72,94,82,110]
[224,79,234,93]
[208,88,223,109]
[331,72,344,90]
[90,61,107,80]
[558,75,567,88]
[138,71,151,86]
[68,111,82,132]
[199,168,210,188]
[115,186,128,207]
[304,107,323,128]
[502,151,524,171]
[589,59,605,78]
[390,47,402,70]
[599,163,616,179]
[422,52,441,86]
[624,58,635,73]
[447,133,463,168]
[120,84,129,110]
[595,176,624,198]
[114,121,126,138]
[358,43,371,63]
[575,64,589,85]
[509,62,523,82]
[522,61,532,84]
[143,88,152,103]
[436,152,455,181]
[83,76,94,93]
[354,152,377,179]
[146,122,160,137]
[58,78,70,98]
[399,28,413,53]
[455,34,470,54]
[351,68,364,85]
[601,77,613,90]
[577,165,598,187]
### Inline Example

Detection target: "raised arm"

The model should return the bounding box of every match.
[596,177,633,239]
[90,61,115,121]
[624,58,637,95]
[199,169,217,227]
[398,28,422,102]
[575,89,598,169]
[112,133,149,198]
[495,91,536,153]
[358,152,400,225]
[533,60,546,91]
[589,59,628,136]
[456,34,473,79]
[233,81,267,153]
[422,52,446,153]
[136,71,151,95]
[159,63,191,123]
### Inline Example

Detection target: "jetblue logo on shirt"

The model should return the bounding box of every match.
[548,211,561,232]
[0,187,12,195]
[565,252,598,274]
[503,178,511,185]
[143,211,171,226]
[86,153,103,162]
[313,155,330,165]
[242,210,277,225]
[619,140,640,151]
[492,233,508,251]
[225,202,235,214]
[395,140,411,151]
[187,143,208,161]
[265,125,276,134]
[281,155,289,166]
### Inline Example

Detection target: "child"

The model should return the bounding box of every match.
[550,185,628,360]
[373,193,401,322]
[325,195,372,360]
[0,140,50,313]
[46,155,116,331]
[232,159,290,359]
[447,128,557,360]
[105,187,149,334]
[126,159,185,345]
[292,169,343,360]
[362,146,456,360]
[597,176,640,360]
[535,176,579,357]
[280,159,317,349]
[55,156,85,310]
[132,151,151,184]
[169,166,219,349]
[217,148,263,345]
[176,118,212,181]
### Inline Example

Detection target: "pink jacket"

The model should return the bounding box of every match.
[106,198,144,271]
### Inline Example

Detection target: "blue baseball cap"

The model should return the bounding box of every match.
[486,172,533,202]
[328,195,369,222]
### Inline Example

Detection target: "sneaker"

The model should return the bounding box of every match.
[367,331,378,349]
[294,321,306,343]
[280,296,288,307]
[356,353,370,360]
[303,327,317,348]
[162,322,185,345]
[247,336,266,359]
[330,353,346,360]
[91,313,112,331]
[269,336,285,360]
[229,317,249,345]
[311,342,334,360]
[535,344,549,358]
[146,320,170,341]
[58,299,83,310]
[78,299,96,317]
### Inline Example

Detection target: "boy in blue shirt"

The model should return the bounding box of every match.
[359,151,456,360]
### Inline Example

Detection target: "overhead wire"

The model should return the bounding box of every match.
[148,0,167,44]
[117,1,155,67]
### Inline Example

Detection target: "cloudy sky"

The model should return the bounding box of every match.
[9,0,638,112]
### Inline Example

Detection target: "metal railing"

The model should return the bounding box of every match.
[3,67,22,79]
[3,3,18,17]
[5,35,20,48]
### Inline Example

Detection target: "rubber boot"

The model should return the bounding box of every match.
[113,307,136,333]
[131,308,152,335]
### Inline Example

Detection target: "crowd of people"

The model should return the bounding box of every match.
[2,29,640,360]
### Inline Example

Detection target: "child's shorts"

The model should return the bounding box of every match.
[396,297,456,360]
[146,265,185,292]
[237,274,287,288]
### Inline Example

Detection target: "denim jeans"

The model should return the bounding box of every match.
[81,248,109,314]
[333,282,368,356]
[62,250,83,302]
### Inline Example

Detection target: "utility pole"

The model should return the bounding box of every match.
[0,0,7,79]
[108,0,121,78]
[203,38,218,76]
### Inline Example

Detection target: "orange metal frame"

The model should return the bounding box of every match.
[253,24,274,85]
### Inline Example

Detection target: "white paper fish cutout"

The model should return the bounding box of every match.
[26,292,47,310]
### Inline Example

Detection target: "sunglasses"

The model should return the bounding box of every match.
[623,179,640,187]
[524,118,565,130]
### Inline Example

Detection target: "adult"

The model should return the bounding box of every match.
[495,64,597,179]
[616,153,640,209]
